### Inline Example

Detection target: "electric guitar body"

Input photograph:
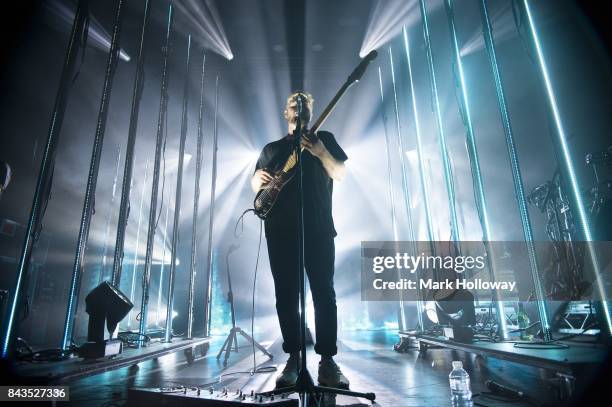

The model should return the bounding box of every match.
[253,158,298,220]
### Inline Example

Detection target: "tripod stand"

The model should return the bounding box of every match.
[217,244,273,366]
[257,97,375,406]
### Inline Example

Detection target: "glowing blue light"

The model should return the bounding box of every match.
[378,67,399,242]
[445,2,492,241]
[388,47,417,244]
[443,0,507,338]
[156,201,170,327]
[388,48,422,331]
[418,0,460,243]
[2,267,24,357]
[522,0,610,331]
[381,62,408,331]
[479,0,550,339]
[402,27,435,243]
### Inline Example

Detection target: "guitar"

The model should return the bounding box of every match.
[253,50,378,219]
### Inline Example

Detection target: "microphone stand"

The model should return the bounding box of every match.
[217,245,273,366]
[258,97,375,406]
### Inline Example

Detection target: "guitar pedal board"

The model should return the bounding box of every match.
[128,386,298,406]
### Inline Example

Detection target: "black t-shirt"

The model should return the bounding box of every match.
[254,131,348,237]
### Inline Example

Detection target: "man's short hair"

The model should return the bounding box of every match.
[285,91,314,112]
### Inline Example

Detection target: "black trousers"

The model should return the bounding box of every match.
[265,228,338,356]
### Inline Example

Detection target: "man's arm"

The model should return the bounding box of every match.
[302,134,346,182]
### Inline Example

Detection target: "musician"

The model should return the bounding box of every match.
[251,91,349,389]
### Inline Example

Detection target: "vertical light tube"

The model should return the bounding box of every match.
[402,26,442,330]
[389,49,422,330]
[156,197,170,327]
[162,34,192,343]
[203,76,220,337]
[111,0,152,287]
[187,50,206,339]
[520,0,610,334]
[62,0,127,350]
[379,66,424,331]
[128,160,149,329]
[379,66,403,330]
[388,48,417,246]
[443,0,508,338]
[418,0,461,243]
[143,3,173,342]
[379,67,399,242]
[402,27,435,245]
[98,145,122,284]
[2,0,90,358]
[479,0,551,340]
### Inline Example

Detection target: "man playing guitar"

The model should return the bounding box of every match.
[251,91,349,389]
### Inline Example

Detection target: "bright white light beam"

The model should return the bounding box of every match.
[46,0,131,61]
[360,0,421,58]
[173,0,233,60]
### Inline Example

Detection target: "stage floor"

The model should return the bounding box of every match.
[59,330,604,406]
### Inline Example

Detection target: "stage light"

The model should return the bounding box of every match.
[424,301,438,324]
[359,0,425,58]
[434,290,476,342]
[435,290,476,325]
[79,281,132,359]
[46,0,131,62]
[425,291,476,340]
[173,0,233,61]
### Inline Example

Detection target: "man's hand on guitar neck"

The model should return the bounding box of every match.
[251,169,273,193]
[300,132,324,156]
[301,132,346,182]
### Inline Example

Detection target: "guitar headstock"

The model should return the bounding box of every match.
[347,50,378,84]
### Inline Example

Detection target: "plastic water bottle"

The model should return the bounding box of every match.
[449,361,472,406]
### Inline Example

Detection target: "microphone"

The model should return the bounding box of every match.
[296,94,305,117]
[485,380,524,399]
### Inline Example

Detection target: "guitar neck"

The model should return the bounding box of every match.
[310,80,353,133]
[265,52,376,186]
